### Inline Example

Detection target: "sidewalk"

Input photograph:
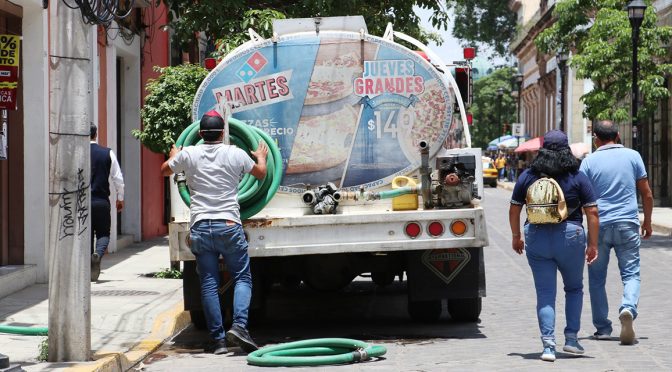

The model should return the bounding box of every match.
[0,238,189,372]
[497,180,672,236]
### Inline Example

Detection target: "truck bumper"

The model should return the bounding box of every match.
[169,208,488,261]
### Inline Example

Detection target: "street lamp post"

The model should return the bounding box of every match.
[628,0,646,153]
[496,87,504,144]
[557,52,568,132]
[514,72,524,146]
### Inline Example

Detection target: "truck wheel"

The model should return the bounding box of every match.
[490,181,497,188]
[371,272,395,287]
[408,300,442,322]
[281,275,302,290]
[189,310,207,330]
[448,298,482,322]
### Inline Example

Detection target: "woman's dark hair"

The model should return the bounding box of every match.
[529,147,579,177]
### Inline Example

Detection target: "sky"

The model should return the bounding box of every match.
[414,6,509,66]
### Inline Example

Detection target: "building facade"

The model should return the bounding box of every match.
[0,0,171,298]
[509,0,672,207]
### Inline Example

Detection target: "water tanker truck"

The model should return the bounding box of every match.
[168,16,488,326]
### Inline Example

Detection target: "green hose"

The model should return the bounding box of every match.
[0,325,48,336]
[247,338,387,367]
[175,117,283,220]
[376,186,419,199]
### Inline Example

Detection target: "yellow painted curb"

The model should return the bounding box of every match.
[65,301,191,372]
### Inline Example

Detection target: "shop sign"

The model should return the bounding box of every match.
[0,35,20,111]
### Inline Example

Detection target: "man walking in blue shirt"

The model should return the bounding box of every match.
[579,120,653,345]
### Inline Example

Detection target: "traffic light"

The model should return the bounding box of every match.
[454,66,472,108]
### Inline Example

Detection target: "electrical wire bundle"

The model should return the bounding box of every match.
[62,0,135,26]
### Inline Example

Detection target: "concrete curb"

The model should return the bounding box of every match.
[64,302,191,372]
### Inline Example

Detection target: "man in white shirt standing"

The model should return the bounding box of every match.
[90,124,125,281]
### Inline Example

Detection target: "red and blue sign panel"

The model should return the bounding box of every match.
[193,32,453,193]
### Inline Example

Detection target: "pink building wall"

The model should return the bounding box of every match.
[140,4,170,239]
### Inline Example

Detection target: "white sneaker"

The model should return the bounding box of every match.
[619,309,635,345]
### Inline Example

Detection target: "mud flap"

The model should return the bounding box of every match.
[406,247,485,302]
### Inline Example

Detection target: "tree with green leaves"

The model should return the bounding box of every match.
[470,67,519,149]
[134,64,209,154]
[536,0,672,122]
[159,0,449,56]
[447,0,517,58]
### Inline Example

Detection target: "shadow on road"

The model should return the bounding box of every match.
[164,279,485,355]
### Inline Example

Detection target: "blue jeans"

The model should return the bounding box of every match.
[190,220,252,341]
[91,200,111,257]
[507,168,515,182]
[525,222,586,346]
[588,222,641,335]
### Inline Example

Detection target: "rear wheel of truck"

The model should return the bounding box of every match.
[371,271,395,287]
[448,298,482,322]
[408,299,442,322]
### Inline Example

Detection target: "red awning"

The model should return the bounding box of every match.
[514,136,543,153]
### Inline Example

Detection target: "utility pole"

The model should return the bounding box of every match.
[47,0,92,362]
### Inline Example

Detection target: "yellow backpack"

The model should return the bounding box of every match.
[525,177,568,224]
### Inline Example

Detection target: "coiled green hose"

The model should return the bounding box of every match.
[247,338,387,367]
[174,117,283,220]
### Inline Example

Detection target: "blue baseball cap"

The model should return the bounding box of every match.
[543,130,569,151]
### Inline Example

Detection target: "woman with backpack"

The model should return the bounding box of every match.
[508,130,600,362]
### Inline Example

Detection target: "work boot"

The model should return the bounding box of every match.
[226,324,258,353]
[213,339,228,355]
[91,253,101,282]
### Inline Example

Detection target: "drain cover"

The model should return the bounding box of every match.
[92,290,160,296]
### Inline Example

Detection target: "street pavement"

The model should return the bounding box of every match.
[0,238,188,371]
[139,186,672,371]
[1,185,670,371]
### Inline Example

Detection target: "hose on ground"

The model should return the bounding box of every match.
[174,117,283,220]
[0,325,48,336]
[246,338,387,367]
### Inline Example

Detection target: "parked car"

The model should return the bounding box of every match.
[482,157,498,187]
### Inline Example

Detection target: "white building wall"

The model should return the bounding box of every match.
[111,29,142,243]
[19,0,49,283]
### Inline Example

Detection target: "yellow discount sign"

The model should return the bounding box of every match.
[0,34,20,110]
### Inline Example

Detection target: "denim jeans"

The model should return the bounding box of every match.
[525,222,586,346]
[91,200,111,257]
[190,220,252,341]
[588,222,641,335]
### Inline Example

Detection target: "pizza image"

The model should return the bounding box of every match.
[305,52,361,106]
[304,42,378,106]
[398,79,451,159]
[286,105,359,174]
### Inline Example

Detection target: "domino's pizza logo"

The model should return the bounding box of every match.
[236,52,267,83]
